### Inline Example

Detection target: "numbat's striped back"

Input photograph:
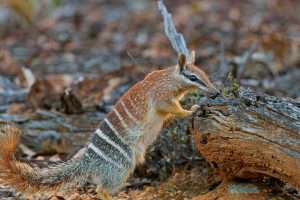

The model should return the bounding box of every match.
[86,90,145,168]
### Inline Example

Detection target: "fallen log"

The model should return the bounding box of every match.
[191,88,300,198]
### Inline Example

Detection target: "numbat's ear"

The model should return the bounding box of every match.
[178,53,187,73]
[189,50,195,64]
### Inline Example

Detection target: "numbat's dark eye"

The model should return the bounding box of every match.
[189,75,198,81]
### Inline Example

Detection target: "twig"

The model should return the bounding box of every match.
[126,51,139,66]
[127,51,147,75]
[158,0,190,59]
[237,44,256,82]
[219,36,228,80]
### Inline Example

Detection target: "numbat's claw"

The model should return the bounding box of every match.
[190,105,200,112]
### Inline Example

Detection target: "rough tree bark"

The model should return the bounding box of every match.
[191,88,300,199]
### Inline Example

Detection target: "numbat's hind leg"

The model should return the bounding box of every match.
[96,187,113,200]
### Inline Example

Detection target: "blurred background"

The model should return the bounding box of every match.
[0,0,299,199]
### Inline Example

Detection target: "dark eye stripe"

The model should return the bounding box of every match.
[182,72,206,86]
[182,73,207,87]
[196,79,206,86]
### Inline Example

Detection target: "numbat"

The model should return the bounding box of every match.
[0,52,219,200]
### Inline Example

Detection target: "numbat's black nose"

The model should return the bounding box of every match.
[205,88,220,96]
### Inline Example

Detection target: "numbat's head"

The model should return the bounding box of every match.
[176,51,220,96]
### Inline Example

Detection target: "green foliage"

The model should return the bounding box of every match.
[223,73,239,97]
[1,0,62,25]
[51,0,62,7]
[2,0,35,24]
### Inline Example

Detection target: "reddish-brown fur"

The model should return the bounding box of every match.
[1,126,47,196]
[0,125,71,197]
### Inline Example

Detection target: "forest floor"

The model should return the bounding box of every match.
[0,0,299,199]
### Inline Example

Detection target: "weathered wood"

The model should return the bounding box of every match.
[191,88,300,194]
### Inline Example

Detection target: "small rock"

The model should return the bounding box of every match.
[228,182,260,194]
[69,193,80,200]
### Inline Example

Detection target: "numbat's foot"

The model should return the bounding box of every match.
[96,187,113,200]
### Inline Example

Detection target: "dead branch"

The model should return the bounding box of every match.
[158,0,190,59]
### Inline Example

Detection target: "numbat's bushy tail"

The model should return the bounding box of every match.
[0,125,85,197]
[0,53,219,199]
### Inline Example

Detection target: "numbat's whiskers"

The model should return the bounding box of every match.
[0,52,219,200]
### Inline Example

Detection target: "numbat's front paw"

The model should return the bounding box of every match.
[190,104,200,112]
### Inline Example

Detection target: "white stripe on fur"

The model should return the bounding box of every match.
[95,128,131,162]
[120,100,137,123]
[104,118,127,145]
[88,143,122,169]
